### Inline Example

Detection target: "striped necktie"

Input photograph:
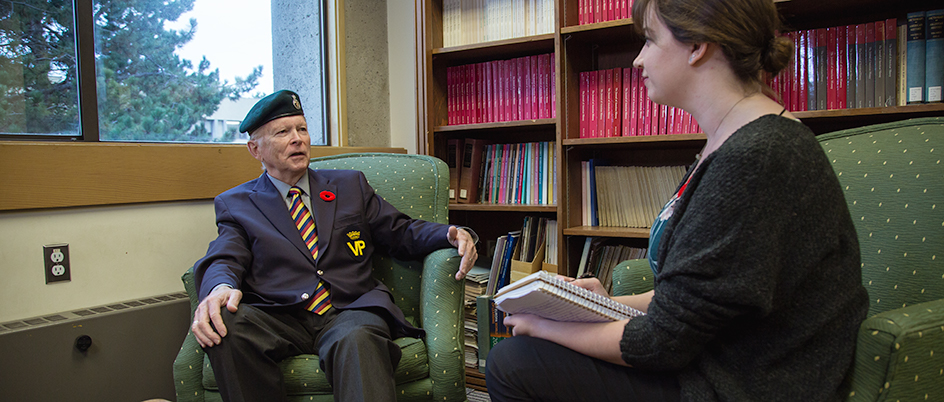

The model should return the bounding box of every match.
[288,187,331,314]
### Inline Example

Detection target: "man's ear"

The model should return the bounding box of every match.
[689,42,708,65]
[247,138,261,161]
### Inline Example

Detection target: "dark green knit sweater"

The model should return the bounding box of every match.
[620,115,869,401]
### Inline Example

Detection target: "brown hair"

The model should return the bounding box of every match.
[632,0,793,89]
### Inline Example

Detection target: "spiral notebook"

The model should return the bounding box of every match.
[493,271,645,322]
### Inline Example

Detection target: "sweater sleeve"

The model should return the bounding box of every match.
[619,117,842,370]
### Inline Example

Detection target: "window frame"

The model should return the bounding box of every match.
[0,0,366,211]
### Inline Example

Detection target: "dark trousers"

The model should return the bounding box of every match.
[486,336,682,402]
[204,304,401,402]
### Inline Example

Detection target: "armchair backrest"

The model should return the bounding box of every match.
[308,152,451,323]
[818,117,943,317]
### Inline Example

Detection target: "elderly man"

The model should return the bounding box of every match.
[191,90,478,402]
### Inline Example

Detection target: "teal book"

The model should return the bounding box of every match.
[926,9,944,103]
[907,11,927,103]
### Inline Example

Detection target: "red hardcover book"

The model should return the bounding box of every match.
[846,25,857,109]
[531,55,539,119]
[447,66,455,125]
[634,68,643,136]
[475,62,483,124]
[674,106,684,134]
[580,71,589,138]
[836,26,847,109]
[550,56,556,118]
[874,20,886,109]
[607,0,615,21]
[595,0,602,24]
[603,68,616,137]
[597,70,609,137]
[613,67,623,136]
[589,70,598,137]
[579,0,586,25]
[541,54,551,119]
[639,85,654,135]
[622,68,632,136]
[827,27,838,110]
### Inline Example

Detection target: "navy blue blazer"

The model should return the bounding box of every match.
[194,168,451,338]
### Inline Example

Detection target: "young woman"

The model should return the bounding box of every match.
[485,0,868,400]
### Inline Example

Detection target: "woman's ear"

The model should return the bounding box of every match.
[689,43,708,65]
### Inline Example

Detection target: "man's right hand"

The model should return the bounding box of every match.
[191,285,242,348]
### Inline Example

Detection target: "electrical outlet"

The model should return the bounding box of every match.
[44,244,71,284]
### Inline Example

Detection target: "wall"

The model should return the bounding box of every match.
[388,1,419,155]
[0,202,217,323]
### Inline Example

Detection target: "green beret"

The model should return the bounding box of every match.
[239,89,305,134]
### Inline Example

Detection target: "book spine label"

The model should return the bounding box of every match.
[907,12,927,103]
[927,9,944,102]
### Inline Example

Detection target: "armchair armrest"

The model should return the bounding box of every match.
[610,259,655,297]
[844,298,944,402]
[173,267,206,402]
[420,248,467,402]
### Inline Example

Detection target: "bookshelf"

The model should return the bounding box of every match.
[416,0,943,389]
[418,0,943,276]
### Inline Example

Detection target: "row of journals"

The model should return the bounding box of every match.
[448,139,557,205]
[577,0,634,26]
[576,238,647,293]
[582,161,689,228]
[905,10,944,103]
[770,10,943,112]
[579,67,703,138]
[447,53,556,126]
[442,0,555,48]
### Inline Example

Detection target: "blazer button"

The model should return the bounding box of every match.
[301,293,310,300]
[317,270,324,276]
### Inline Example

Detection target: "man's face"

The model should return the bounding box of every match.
[247,114,310,184]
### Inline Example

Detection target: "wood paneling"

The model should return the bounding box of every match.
[0,142,405,211]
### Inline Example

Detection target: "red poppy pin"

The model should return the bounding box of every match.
[319,190,336,202]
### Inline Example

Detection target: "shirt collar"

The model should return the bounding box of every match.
[266,170,311,199]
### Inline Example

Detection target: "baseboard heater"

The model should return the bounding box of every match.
[0,292,191,402]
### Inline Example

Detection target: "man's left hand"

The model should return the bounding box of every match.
[447,226,478,280]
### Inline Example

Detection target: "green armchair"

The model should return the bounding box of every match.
[611,117,944,402]
[173,153,467,402]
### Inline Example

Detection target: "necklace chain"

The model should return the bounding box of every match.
[713,93,753,136]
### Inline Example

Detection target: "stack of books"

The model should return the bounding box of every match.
[442,0,556,48]
[579,67,703,138]
[446,53,556,126]
[463,265,490,369]
[770,10,943,110]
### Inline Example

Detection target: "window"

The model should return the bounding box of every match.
[0,0,327,144]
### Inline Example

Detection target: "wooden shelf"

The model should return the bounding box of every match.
[562,133,706,146]
[433,34,555,66]
[449,203,557,212]
[465,367,487,392]
[435,118,556,134]
[563,226,651,239]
